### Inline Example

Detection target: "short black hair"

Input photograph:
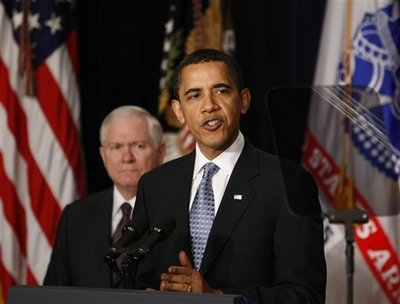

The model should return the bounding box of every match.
[172,48,245,100]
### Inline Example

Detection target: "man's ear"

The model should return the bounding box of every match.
[171,99,186,124]
[240,88,251,114]
[99,146,105,163]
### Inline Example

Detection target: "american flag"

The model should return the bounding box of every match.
[0,0,84,302]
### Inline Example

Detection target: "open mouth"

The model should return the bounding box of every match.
[203,118,222,130]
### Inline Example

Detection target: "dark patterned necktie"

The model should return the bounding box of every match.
[190,162,219,270]
[112,202,132,244]
[111,202,131,286]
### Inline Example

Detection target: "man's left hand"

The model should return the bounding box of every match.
[160,250,221,294]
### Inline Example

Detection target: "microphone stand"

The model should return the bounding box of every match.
[121,248,147,289]
[120,254,137,289]
[325,209,369,304]
[104,251,138,289]
[104,255,122,281]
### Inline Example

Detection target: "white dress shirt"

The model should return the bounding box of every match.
[189,132,245,215]
[111,186,135,236]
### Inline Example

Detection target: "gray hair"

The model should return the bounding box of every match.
[99,105,163,147]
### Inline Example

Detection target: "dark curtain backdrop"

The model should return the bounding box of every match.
[76,1,326,195]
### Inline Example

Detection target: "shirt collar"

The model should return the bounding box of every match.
[193,132,245,179]
[112,186,136,218]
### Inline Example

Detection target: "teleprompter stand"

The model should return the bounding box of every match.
[325,209,369,304]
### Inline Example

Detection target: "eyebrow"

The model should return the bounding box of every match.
[183,83,233,97]
[183,87,201,97]
[212,83,233,90]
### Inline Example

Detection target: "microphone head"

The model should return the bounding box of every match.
[104,215,148,263]
[123,215,148,237]
[125,215,176,261]
[151,215,176,238]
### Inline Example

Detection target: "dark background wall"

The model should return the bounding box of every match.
[76,1,326,194]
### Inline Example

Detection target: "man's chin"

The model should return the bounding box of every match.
[118,177,139,187]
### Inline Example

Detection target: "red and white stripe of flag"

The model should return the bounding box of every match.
[0,3,85,302]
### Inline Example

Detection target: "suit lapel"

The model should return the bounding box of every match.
[173,153,196,257]
[200,142,259,274]
[90,189,113,249]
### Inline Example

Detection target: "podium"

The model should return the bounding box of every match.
[8,285,246,304]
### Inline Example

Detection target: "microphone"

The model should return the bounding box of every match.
[126,215,176,262]
[104,215,148,263]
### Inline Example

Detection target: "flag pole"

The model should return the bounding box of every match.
[325,1,370,303]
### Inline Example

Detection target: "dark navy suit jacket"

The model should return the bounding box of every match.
[43,189,115,288]
[134,139,326,303]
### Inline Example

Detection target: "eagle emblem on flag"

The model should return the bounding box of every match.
[337,3,400,180]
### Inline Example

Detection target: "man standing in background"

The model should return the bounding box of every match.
[44,105,165,288]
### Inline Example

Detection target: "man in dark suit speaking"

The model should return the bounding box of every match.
[133,49,326,303]
[43,105,165,288]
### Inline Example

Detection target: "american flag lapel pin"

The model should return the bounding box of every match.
[233,194,242,200]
